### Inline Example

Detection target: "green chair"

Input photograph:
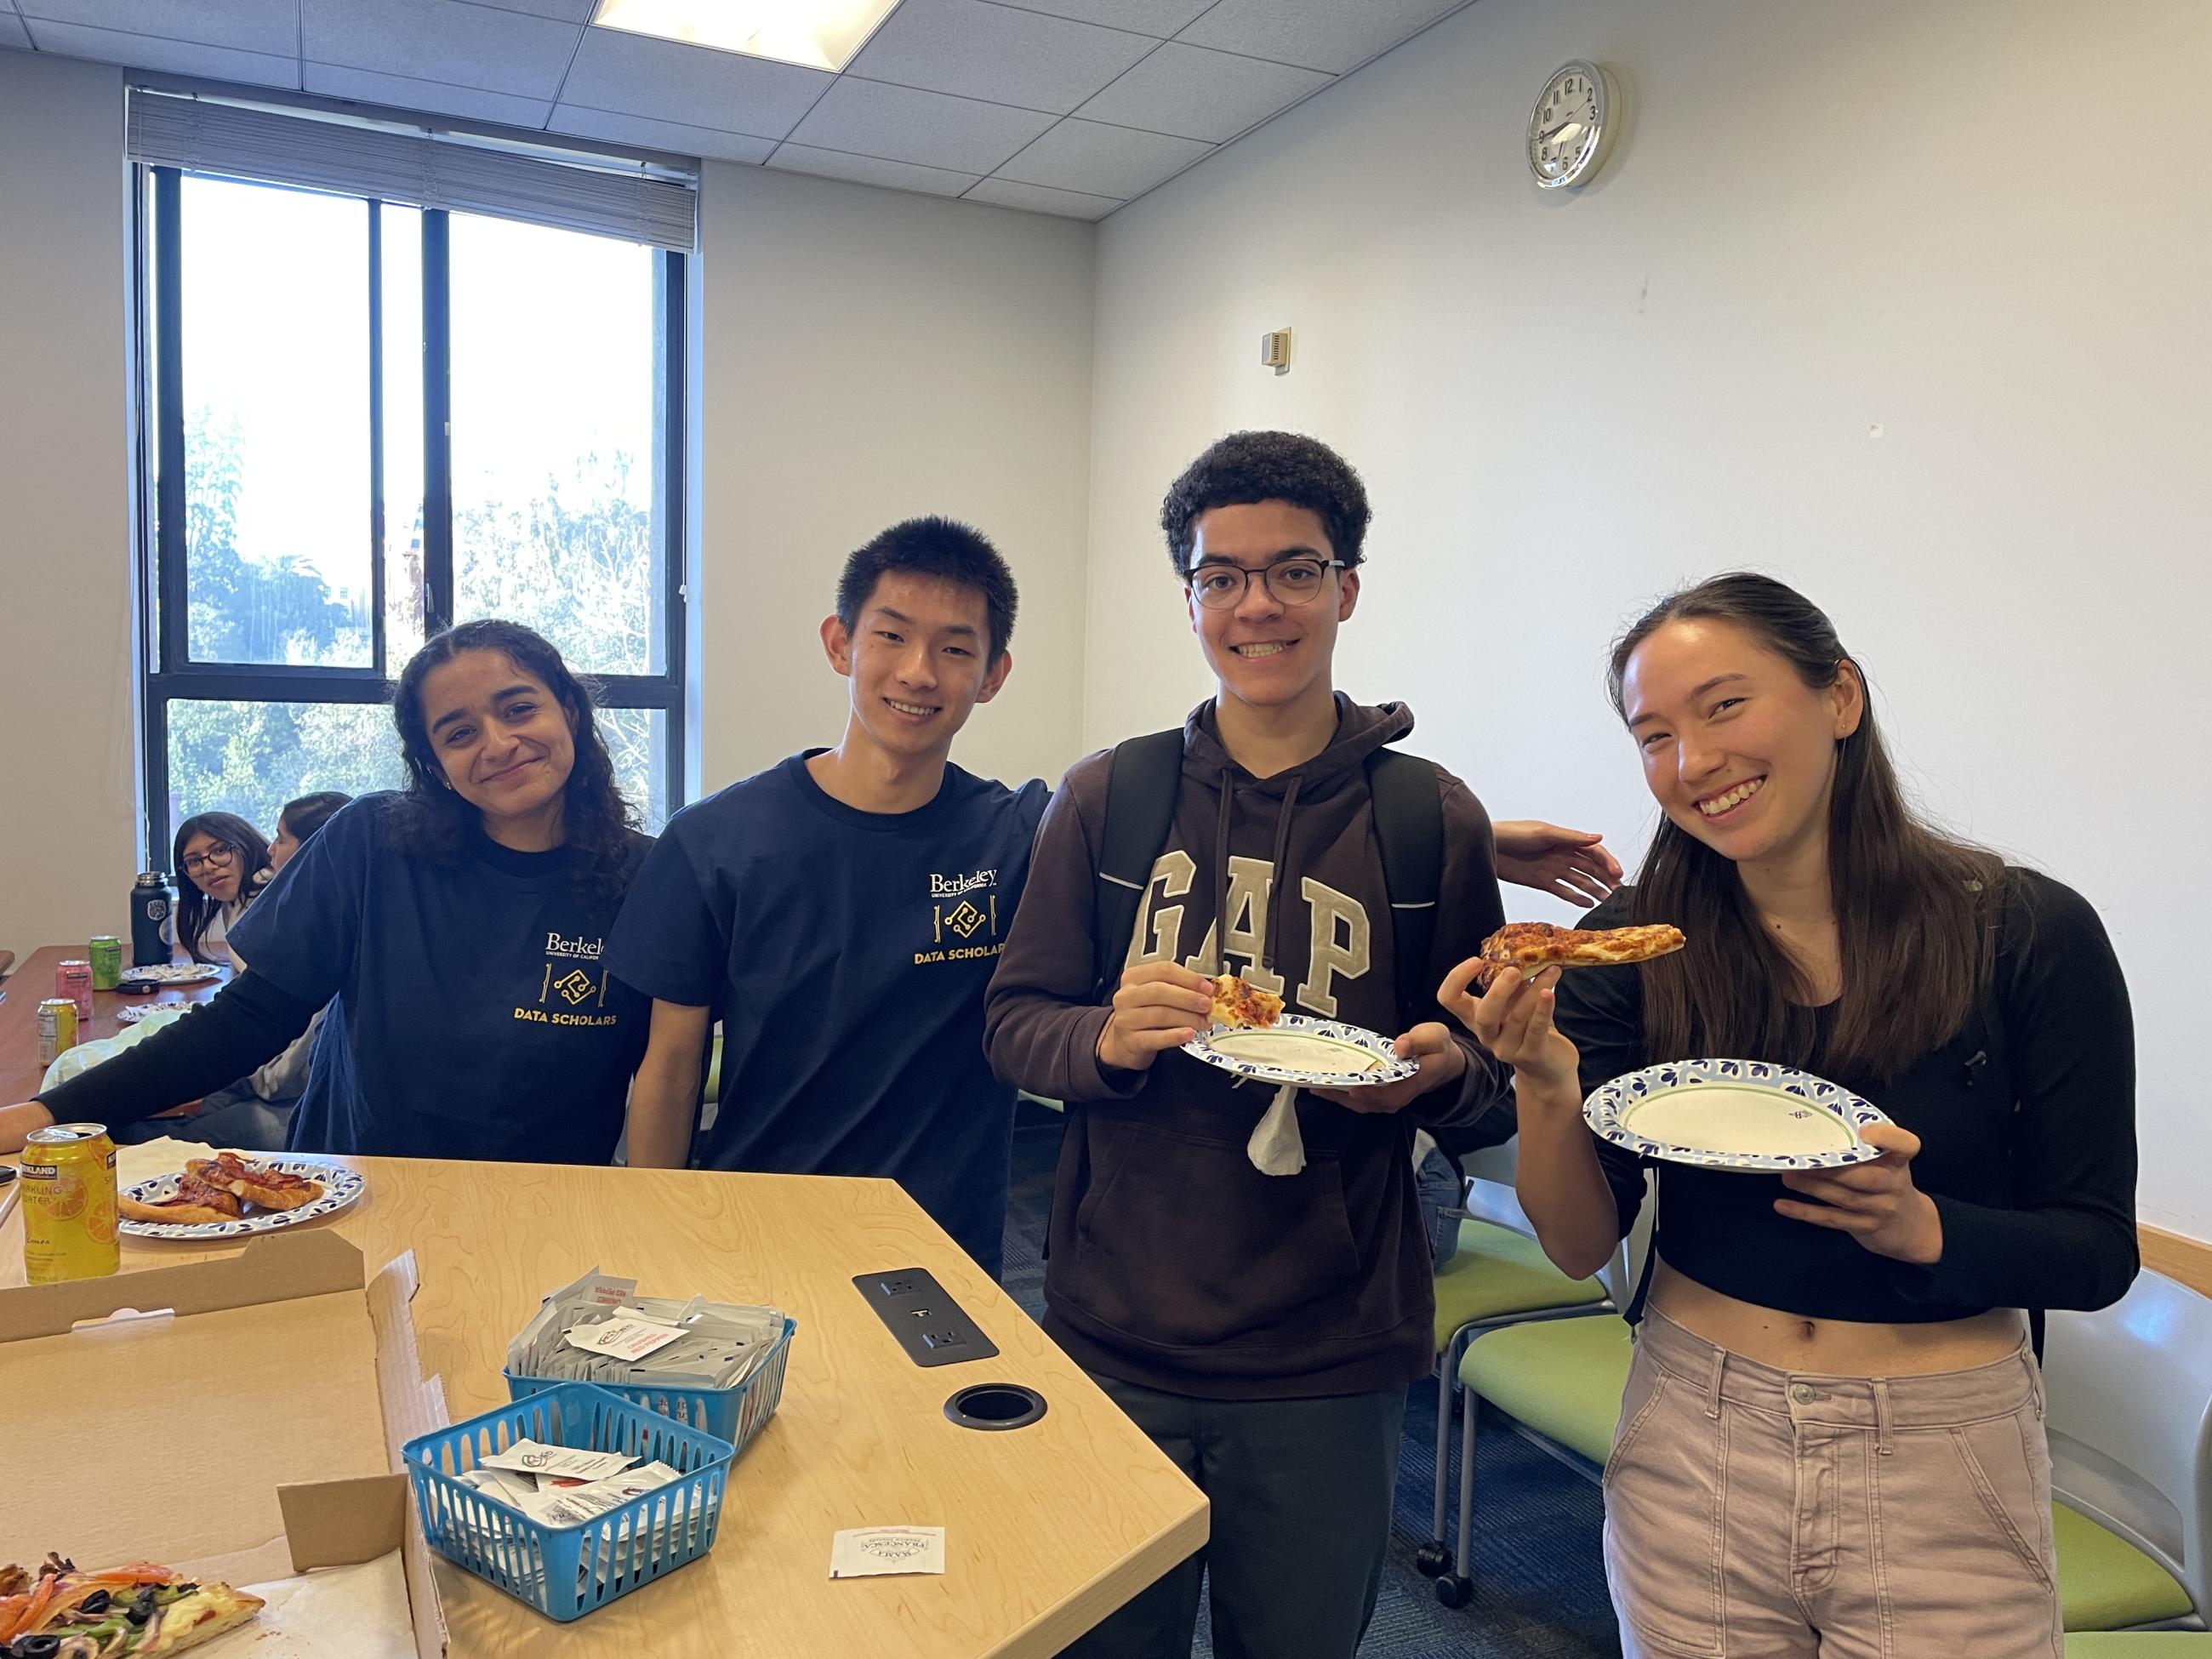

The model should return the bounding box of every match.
[1411,1177,1613,1584]
[2067,1637,2212,1656]
[1437,1268,2212,1633]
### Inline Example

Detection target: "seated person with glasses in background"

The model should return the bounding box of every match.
[173,812,274,965]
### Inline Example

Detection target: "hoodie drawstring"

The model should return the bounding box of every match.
[1212,767,1303,978]
[1261,776,1301,976]
[1212,768,1236,977]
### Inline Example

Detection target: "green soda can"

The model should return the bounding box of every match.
[88,935,123,991]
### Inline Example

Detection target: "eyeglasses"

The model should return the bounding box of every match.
[1185,557,1343,610]
[180,841,239,875]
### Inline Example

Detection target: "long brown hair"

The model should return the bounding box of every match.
[171,811,272,964]
[1608,574,2004,1081]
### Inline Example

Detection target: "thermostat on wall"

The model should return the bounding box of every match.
[1260,328,1291,374]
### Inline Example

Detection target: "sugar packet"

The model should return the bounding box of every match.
[480,1439,637,1482]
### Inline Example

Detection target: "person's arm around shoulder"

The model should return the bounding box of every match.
[625,999,711,1168]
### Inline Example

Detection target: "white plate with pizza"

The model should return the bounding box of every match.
[117,962,224,989]
[117,1151,366,1240]
[1584,1059,1894,1172]
[1181,974,1418,1089]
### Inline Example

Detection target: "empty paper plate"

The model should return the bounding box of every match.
[1183,1015,1417,1089]
[1584,1059,1891,1171]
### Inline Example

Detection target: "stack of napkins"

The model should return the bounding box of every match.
[507,1268,784,1394]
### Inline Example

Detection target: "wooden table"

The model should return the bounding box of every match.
[0,1155,1210,1657]
[0,944,229,1103]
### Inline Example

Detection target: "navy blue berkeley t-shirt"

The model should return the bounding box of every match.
[227,795,651,1164]
[605,754,1049,1275]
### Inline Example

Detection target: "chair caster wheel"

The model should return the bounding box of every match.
[1434,1573,1472,1609]
[1413,1542,1451,1578]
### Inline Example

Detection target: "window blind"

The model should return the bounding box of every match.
[126,88,697,252]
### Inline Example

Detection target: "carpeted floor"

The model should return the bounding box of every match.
[1002,1103,1622,1659]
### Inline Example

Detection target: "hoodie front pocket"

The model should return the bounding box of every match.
[1063,1118,1365,1349]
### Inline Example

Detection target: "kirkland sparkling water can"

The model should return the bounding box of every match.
[131,871,174,966]
[55,961,94,1025]
[37,998,78,1065]
[21,1122,121,1284]
[88,936,123,991]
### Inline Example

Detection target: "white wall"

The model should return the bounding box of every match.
[695,163,1093,796]
[1085,0,2212,1240]
[0,52,139,958]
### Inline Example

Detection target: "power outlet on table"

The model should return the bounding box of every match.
[853,1268,1001,1368]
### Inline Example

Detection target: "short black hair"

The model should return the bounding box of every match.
[835,516,1018,660]
[279,790,352,844]
[1160,430,1372,578]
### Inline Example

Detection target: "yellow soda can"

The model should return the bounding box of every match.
[21,1122,121,1284]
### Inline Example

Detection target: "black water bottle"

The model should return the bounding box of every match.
[130,871,175,966]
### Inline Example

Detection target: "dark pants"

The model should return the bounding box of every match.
[1063,1374,1408,1659]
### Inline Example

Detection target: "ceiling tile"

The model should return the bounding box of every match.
[301,0,579,98]
[790,78,1052,175]
[767,144,978,198]
[1076,40,1328,143]
[304,62,554,128]
[547,103,777,163]
[0,14,31,50]
[847,0,1152,116]
[559,26,830,139]
[22,17,297,86]
[1177,0,1467,75]
[987,0,1212,35]
[476,0,596,20]
[17,0,293,56]
[963,176,1119,219]
[995,117,1207,198]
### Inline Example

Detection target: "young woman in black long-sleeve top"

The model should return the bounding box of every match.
[1444,573,2135,1659]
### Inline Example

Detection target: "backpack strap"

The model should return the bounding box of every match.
[1365,748,1445,1033]
[1092,729,1186,1001]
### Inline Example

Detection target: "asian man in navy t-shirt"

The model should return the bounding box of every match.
[607,518,1046,1277]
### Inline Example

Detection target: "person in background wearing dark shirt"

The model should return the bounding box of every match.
[983,431,1618,1659]
[0,621,653,1163]
[1448,573,2136,1659]
[608,518,1046,1278]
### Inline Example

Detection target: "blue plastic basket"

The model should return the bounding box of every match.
[504,1315,795,1452]
[402,1381,734,1622]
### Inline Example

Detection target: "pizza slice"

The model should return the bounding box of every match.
[1208,972,1286,1030]
[1473,921,1686,988]
[186,1152,324,1211]
[0,1557,264,1655]
[118,1172,246,1228]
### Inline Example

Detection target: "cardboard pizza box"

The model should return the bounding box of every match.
[0,1229,450,1657]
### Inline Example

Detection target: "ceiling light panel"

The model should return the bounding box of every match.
[590,0,902,73]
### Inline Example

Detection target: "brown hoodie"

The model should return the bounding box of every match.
[983,697,1511,1398]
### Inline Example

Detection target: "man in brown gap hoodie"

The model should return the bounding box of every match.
[984,432,1612,1659]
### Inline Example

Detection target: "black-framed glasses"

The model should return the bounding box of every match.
[180,841,239,875]
[1186,557,1343,610]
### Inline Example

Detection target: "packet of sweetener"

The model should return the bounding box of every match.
[518,1461,683,1527]
[830,1526,948,1579]
[562,1314,687,1362]
[481,1439,638,1482]
[457,1467,541,1510]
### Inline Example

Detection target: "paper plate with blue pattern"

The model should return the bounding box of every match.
[1183,1015,1419,1089]
[1584,1059,1892,1171]
[117,1154,367,1240]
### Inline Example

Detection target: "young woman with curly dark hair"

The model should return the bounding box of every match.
[3,621,654,1165]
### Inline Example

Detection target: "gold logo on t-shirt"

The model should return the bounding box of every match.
[556,969,599,1006]
[944,899,987,939]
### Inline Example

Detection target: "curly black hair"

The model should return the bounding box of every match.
[1160,430,1372,578]
[381,620,642,914]
[836,516,1019,660]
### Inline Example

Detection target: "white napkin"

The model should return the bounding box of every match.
[115,1135,217,1190]
[1246,1081,1306,1177]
